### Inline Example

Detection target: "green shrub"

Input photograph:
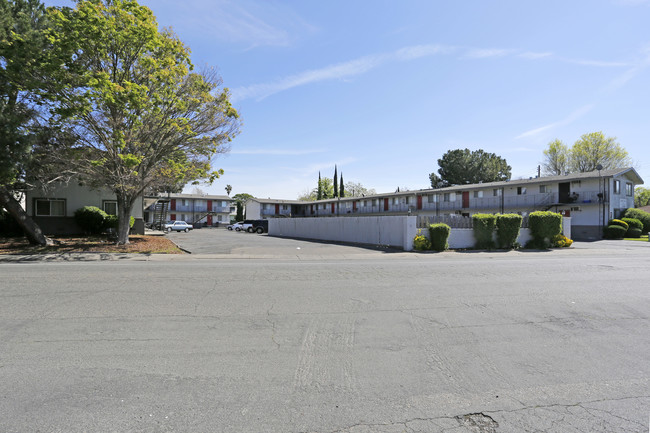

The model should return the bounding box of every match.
[413,231,431,251]
[627,227,642,238]
[623,208,650,234]
[621,217,643,233]
[74,206,108,234]
[428,223,450,252]
[495,213,522,249]
[104,215,135,230]
[472,213,496,249]
[603,224,626,239]
[608,219,629,231]
[528,211,563,247]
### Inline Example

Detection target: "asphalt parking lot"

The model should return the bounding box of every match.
[165,226,400,256]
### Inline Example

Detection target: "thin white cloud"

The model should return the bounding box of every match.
[519,51,553,60]
[232,44,453,102]
[146,0,315,48]
[561,57,631,67]
[465,48,515,59]
[232,148,326,156]
[515,104,595,139]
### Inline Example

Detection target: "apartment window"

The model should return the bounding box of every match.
[614,180,620,194]
[217,215,223,221]
[443,193,450,202]
[181,214,186,221]
[103,200,118,215]
[282,205,288,211]
[35,199,65,216]
[626,183,633,196]
[539,185,547,193]
[222,201,227,207]
[393,197,399,205]
[427,194,435,203]
[405,197,411,205]
[517,187,527,195]
[182,199,188,207]
[372,199,378,206]
[493,188,502,197]
[473,191,483,198]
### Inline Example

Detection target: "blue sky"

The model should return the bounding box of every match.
[45,0,650,199]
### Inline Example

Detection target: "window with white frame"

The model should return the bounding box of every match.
[222,201,227,207]
[35,199,65,216]
[614,180,620,194]
[626,183,633,196]
[182,199,188,206]
[405,196,411,205]
[427,194,435,203]
[493,188,502,196]
[103,200,118,215]
[393,197,399,205]
[443,193,450,202]
[539,185,547,193]
[282,205,288,211]
[517,187,527,195]
[473,191,483,198]
[372,199,378,206]
[217,215,223,221]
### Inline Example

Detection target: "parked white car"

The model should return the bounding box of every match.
[227,221,245,231]
[164,220,193,232]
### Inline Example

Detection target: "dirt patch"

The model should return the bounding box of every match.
[0,235,184,255]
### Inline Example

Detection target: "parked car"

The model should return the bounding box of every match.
[164,220,193,232]
[243,219,268,233]
[227,221,245,231]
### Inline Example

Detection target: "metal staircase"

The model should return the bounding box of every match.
[151,199,169,230]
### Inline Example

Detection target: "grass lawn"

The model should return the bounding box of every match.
[624,235,649,242]
[0,235,184,255]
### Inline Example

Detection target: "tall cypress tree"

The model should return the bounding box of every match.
[333,165,338,198]
[340,173,344,197]
[317,171,322,200]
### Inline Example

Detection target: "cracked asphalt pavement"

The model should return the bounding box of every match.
[1,237,649,432]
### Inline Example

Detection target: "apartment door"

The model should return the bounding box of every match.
[207,215,213,226]
[462,191,470,208]
[275,204,280,215]
[559,182,570,203]
[331,203,335,214]
[384,198,389,211]
[207,200,212,212]
[417,195,423,210]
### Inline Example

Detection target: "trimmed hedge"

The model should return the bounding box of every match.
[428,223,450,252]
[495,213,522,249]
[623,208,650,234]
[608,219,629,231]
[472,213,496,249]
[74,206,108,234]
[621,217,643,233]
[528,211,563,247]
[627,227,642,238]
[603,224,626,239]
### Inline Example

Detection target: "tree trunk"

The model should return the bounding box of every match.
[0,185,53,245]
[116,194,135,245]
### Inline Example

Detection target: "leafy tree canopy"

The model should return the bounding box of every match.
[298,177,335,201]
[542,139,570,176]
[570,131,631,172]
[46,0,240,244]
[635,186,650,208]
[429,149,511,188]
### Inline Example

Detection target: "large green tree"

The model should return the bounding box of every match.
[570,131,631,172]
[298,177,335,201]
[542,139,570,176]
[0,0,72,245]
[232,193,252,221]
[635,187,650,208]
[49,0,240,244]
[429,149,511,188]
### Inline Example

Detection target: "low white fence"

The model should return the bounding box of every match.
[269,216,416,251]
[269,216,571,251]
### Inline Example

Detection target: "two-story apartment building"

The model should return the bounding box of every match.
[144,193,236,227]
[246,167,643,240]
[24,180,145,235]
